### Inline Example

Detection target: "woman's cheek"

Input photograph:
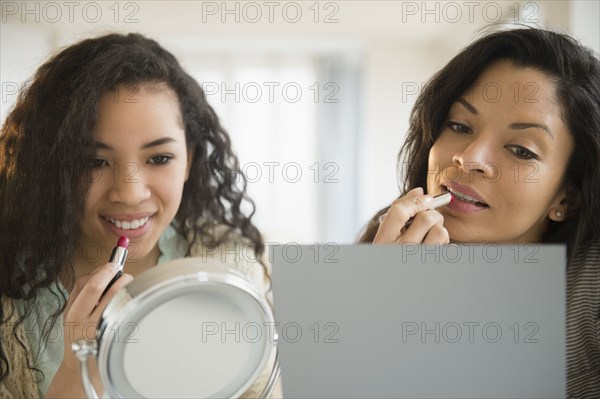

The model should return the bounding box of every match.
[84,180,106,215]
[156,166,187,207]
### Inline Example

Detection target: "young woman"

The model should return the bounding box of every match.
[360,28,600,397]
[0,33,274,397]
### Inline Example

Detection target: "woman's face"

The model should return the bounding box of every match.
[427,60,574,243]
[79,83,192,265]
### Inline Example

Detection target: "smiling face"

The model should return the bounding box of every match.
[77,83,192,269]
[427,60,574,243]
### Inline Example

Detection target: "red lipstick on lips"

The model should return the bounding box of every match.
[100,236,129,299]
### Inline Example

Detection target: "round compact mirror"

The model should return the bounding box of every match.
[73,257,279,398]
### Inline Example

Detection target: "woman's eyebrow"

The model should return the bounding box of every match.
[509,122,554,139]
[95,137,177,150]
[141,137,177,149]
[456,98,478,115]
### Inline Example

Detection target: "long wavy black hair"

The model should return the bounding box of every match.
[359,27,600,264]
[0,33,266,380]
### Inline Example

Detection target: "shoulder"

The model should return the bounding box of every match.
[565,239,600,396]
[0,297,40,398]
[567,238,600,284]
[566,239,600,323]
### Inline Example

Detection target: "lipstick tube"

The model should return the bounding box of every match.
[100,236,129,299]
[109,244,128,267]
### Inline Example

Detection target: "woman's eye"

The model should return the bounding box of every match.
[507,145,538,160]
[446,121,472,134]
[149,155,173,165]
[90,158,108,168]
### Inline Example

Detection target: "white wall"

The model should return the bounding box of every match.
[570,0,600,53]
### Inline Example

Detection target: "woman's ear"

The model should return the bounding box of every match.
[548,184,579,222]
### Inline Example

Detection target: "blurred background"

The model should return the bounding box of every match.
[2,0,598,244]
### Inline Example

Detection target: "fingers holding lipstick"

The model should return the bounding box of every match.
[391,210,447,245]
[423,223,450,245]
[373,186,450,244]
[64,268,133,353]
[65,262,131,321]
[373,188,433,243]
[91,272,133,318]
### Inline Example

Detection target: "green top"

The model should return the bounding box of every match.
[17,223,187,397]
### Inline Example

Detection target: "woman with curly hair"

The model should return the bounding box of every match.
[360,28,600,397]
[0,33,272,397]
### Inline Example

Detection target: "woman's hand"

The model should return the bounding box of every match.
[374,187,450,244]
[45,262,133,398]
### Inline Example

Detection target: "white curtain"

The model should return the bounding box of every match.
[188,49,362,244]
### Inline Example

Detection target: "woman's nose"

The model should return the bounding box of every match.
[107,162,151,205]
[451,137,500,181]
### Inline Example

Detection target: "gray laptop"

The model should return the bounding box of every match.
[271,244,566,398]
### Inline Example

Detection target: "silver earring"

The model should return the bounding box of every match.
[556,210,563,218]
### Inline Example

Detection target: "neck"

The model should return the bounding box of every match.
[121,244,161,278]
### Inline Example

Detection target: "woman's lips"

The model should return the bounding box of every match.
[101,215,153,238]
[441,185,489,214]
[443,182,488,206]
[446,195,489,214]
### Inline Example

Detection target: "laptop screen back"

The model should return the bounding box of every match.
[271,244,566,398]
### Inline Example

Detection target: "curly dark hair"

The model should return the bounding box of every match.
[0,33,267,380]
[359,27,600,262]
